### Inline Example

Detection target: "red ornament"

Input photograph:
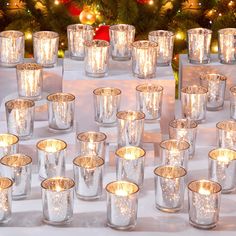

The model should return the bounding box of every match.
[60,0,71,4]
[136,0,149,4]
[66,2,82,16]
[94,25,110,42]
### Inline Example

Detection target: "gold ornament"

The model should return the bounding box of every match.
[79,9,96,25]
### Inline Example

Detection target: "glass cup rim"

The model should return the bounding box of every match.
[47,92,75,102]
[131,40,158,48]
[116,110,145,120]
[5,98,35,109]
[33,31,59,39]
[218,28,236,35]
[84,39,110,47]
[0,177,13,189]
[0,153,32,167]
[73,155,104,168]
[16,63,43,70]
[0,133,19,146]
[115,146,146,160]
[149,30,174,37]
[93,87,121,96]
[105,180,139,195]
[36,138,67,152]
[230,86,236,94]
[160,139,190,151]
[109,24,135,31]
[188,179,222,194]
[208,148,236,161]
[199,73,227,81]
[136,83,164,93]
[216,120,236,131]
[154,165,187,179]
[77,131,107,143]
[41,177,75,191]
[181,85,208,94]
[67,23,93,31]
[187,28,212,35]
[169,118,198,129]
[0,30,24,38]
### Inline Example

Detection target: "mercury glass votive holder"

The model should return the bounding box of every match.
[73,155,104,200]
[117,110,145,148]
[131,40,158,79]
[116,146,146,187]
[47,92,75,132]
[181,85,208,123]
[154,165,186,212]
[33,31,59,67]
[187,28,212,64]
[136,83,163,121]
[0,154,32,200]
[200,73,227,111]
[93,87,121,126]
[0,177,13,223]
[109,24,135,61]
[160,139,190,170]
[218,28,236,64]
[0,30,24,67]
[41,177,75,225]
[16,63,43,100]
[37,139,67,179]
[169,119,198,158]
[67,24,94,60]
[77,131,107,159]
[208,148,236,193]
[84,39,109,78]
[230,86,236,120]
[148,30,174,66]
[5,99,35,140]
[188,179,222,229]
[216,120,236,150]
[0,133,19,158]
[106,180,139,230]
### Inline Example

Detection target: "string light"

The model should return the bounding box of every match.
[176,31,184,40]
[54,0,60,5]
[148,0,154,5]
[25,32,32,40]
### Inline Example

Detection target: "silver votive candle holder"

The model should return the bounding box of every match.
[187,28,212,64]
[0,154,32,200]
[169,119,198,158]
[37,139,67,179]
[0,133,19,158]
[218,28,236,64]
[230,86,236,120]
[160,139,190,170]
[0,30,24,67]
[109,24,135,61]
[117,110,145,148]
[216,120,236,150]
[67,24,94,60]
[0,177,13,223]
[148,30,174,66]
[131,40,158,79]
[84,39,109,78]
[47,92,75,132]
[33,31,59,67]
[16,63,43,100]
[93,87,121,126]
[208,148,236,193]
[116,146,146,187]
[77,131,107,160]
[200,73,227,111]
[106,180,139,230]
[154,165,186,212]
[73,155,104,200]
[188,179,222,229]
[136,83,163,121]
[5,99,35,140]
[41,177,75,225]
[181,85,208,123]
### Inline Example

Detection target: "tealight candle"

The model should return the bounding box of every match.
[93,87,121,126]
[37,139,67,179]
[188,179,222,229]
[169,119,198,158]
[131,40,158,79]
[84,39,109,77]
[216,120,236,150]
[0,177,13,223]
[47,92,75,132]
[136,83,163,121]
[187,28,212,64]
[5,99,35,140]
[154,165,187,212]
[33,31,59,67]
[218,28,236,64]
[116,146,146,187]
[230,86,236,120]
[117,110,145,147]
[160,139,190,169]
[181,85,208,123]
[67,24,94,60]
[0,133,19,158]
[73,155,104,200]
[109,24,135,61]
[41,177,75,225]
[106,180,139,230]
[16,63,43,100]
[0,30,24,67]
[0,154,32,199]
[208,148,236,193]
[77,131,107,159]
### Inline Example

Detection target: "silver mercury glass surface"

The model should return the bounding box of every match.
[230,86,236,120]
[0,133,19,158]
